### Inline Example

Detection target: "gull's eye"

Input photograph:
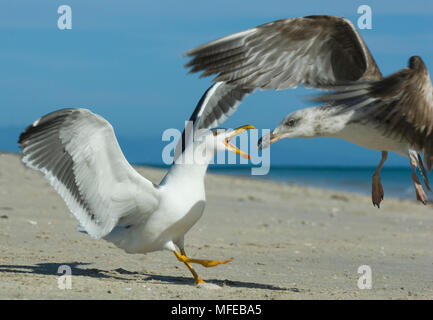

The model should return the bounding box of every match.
[212,131,218,136]
[286,119,297,127]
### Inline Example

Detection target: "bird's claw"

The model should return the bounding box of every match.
[372,174,384,208]
[415,185,428,205]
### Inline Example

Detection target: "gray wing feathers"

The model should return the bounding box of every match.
[185,16,382,90]
[173,82,252,162]
[19,108,159,238]
[19,109,92,217]
[194,82,252,130]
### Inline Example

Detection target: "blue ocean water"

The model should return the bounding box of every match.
[205,166,424,200]
[137,163,428,200]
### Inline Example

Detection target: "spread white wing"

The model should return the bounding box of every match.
[19,108,160,238]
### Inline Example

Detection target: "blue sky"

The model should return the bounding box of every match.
[0,0,432,166]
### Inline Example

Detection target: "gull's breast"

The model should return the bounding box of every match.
[334,121,411,156]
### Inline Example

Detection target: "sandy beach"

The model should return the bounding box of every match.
[0,152,432,299]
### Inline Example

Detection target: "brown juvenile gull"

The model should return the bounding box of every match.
[18,107,255,285]
[258,56,433,206]
[184,15,430,207]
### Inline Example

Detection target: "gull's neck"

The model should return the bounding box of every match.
[305,105,354,138]
[161,139,215,188]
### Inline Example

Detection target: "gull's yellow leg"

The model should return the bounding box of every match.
[174,249,205,284]
[174,249,233,268]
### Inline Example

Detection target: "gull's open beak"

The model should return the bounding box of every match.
[257,131,285,150]
[223,125,255,160]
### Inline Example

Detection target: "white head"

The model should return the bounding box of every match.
[180,125,255,165]
[258,108,323,149]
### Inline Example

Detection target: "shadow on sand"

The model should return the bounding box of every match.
[0,262,301,292]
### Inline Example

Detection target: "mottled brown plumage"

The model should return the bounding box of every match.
[185,15,432,206]
[317,56,433,171]
[185,15,382,90]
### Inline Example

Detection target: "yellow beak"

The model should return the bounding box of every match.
[223,125,256,160]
